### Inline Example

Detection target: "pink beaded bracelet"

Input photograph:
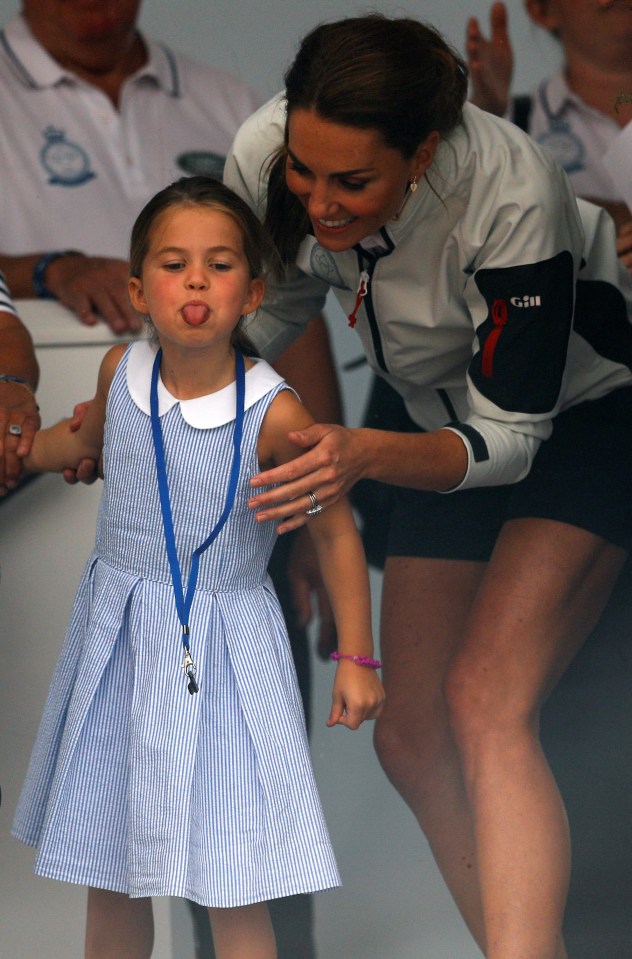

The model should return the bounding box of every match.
[330,652,382,669]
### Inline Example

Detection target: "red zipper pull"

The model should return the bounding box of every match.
[348,271,370,327]
[481,298,508,378]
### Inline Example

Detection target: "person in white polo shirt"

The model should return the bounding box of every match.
[466,1,632,272]
[0,0,259,334]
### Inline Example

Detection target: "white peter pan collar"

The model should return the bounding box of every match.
[126,339,285,428]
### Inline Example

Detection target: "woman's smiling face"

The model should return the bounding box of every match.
[285,108,438,252]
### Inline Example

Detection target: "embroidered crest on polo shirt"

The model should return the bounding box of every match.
[40,127,96,186]
[536,121,585,176]
[176,151,226,178]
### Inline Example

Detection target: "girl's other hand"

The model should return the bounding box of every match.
[326,660,385,730]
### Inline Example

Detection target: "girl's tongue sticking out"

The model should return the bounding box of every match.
[182,303,210,326]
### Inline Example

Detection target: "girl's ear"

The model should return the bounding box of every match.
[128,276,147,313]
[242,278,265,316]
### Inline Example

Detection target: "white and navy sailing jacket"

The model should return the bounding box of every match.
[225,97,632,490]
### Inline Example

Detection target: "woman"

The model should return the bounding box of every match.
[225,14,632,959]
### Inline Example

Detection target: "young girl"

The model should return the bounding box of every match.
[12,175,384,959]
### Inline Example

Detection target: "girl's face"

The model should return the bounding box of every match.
[285,108,439,252]
[128,204,264,354]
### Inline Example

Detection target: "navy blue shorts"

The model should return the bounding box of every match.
[387,386,632,562]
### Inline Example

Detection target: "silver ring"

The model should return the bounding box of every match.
[8,424,22,436]
[305,490,323,517]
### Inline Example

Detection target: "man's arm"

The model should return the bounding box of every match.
[0,308,41,492]
[0,252,142,334]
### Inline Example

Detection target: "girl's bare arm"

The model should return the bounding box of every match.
[258,389,385,728]
[24,344,126,474]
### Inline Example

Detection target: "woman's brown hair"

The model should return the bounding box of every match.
[265,14,468,267]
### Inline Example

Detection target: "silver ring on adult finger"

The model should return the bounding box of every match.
[305,490,323,517]
[8,424,22,436]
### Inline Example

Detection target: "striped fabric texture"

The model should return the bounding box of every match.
[12,344,340,906]
[0,269,17,316]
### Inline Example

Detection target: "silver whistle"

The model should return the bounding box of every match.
[182,648,199,695]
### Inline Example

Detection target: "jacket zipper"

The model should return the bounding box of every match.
[481,299,508,378]
[348,270,370,327]
[354,233,394,373]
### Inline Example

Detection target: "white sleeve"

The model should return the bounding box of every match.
[224,96,330,361]
[444,133,585,490]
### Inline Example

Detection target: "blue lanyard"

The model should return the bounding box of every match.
[149,348,245,694]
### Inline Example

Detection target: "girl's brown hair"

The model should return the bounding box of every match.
[265,14,468,267]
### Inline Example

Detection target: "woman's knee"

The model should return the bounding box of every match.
[374,701,450,789]
[444,652,533,765]
[374,709,407,782]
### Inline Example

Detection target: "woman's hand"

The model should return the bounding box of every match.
[326,660,385,730]
[248,423,367,533]
[0,382,41,493]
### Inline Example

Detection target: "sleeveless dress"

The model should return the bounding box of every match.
[12,340,340,907]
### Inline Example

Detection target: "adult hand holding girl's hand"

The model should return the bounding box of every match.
[0,381,40,492]
[62,400,103,485]
[249,423,368,533]
[326,659,385,730]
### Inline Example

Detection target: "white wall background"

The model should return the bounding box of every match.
[0,0,562,99]
[134,0,562,100]
[0,3,563,958]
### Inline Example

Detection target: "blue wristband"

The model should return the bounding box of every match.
[0,374,33,390]
[0,374,38,406]
[32,250,82,299]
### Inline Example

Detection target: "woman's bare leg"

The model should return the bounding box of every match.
[446,519,626,959]
[85,889,153,959]
[374,554,488,950]
[208,902,276,959]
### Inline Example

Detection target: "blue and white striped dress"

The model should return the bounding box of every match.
[12,339,340,907]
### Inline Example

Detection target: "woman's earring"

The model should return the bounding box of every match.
[409,176,418,194]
